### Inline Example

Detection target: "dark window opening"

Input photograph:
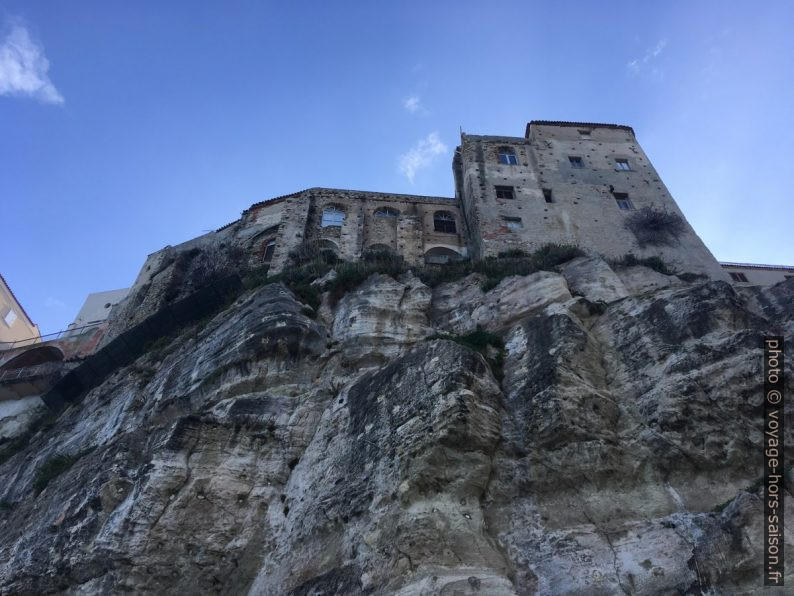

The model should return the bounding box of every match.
[543,188,553,203]
[729,272,749,283]
[498,147,518,165]
[613,192,634,210]
[495,185,515,200]
[263,240,276,262]
[578,129,591,137]
[568,156,584,168]
[615,158,632,171]
[425,247,461,265]
[433,211,457,234]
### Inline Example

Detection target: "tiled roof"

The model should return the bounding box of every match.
[720,262,794,271]
[526,120,635,137]
[246,189,308,211]
[0,273,36,327]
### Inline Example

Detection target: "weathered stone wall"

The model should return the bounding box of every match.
[266,188,465,273]
[455,123,730,280]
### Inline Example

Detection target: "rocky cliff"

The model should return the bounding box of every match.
[0,256,792,595]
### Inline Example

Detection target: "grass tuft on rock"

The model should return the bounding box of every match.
[0,412,59,466]
[611,253,675,276]
[427,328,506,381]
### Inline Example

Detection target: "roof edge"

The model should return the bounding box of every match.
[720,262,794,272]
[526,120,636,137]
[245,187,455,214]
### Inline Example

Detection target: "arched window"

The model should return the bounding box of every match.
[366,243,393,253]
[374,207,399,218]
[498,147,518,165]
[317,239,339,252]
[433,211,457,234]
[321,205,345,227]
[424,247,462,265]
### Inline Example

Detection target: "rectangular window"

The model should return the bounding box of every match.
[542,188,553,203]
[578,129,591,137]
[568,156,584,168]
[495,185,515,200]
[729,272,749,283]
[321,208,345,227]
[503,216,522,229]
[263,240,276,262]
[615,158,632,171]
[498,150,518,165]
[613,192,634,210]
[2,309,17,327]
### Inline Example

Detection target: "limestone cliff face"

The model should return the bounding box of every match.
[0,258,792,595]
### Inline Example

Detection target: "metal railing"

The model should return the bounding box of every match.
[0,321,104,352]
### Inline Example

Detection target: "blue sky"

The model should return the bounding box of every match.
[2,1,793,334]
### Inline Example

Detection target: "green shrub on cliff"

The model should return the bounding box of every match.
[32,449,91,495]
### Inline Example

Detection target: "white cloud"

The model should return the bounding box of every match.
[627,38,668,74]
[399,132,447,183]
[44,296,66,309]
[403,95,425,115]
[0,24,64,104]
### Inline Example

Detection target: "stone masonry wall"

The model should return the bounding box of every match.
[267,188,465,273]
[455,124,730,280]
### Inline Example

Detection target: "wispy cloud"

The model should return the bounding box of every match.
[399,132,447,183]
[403,95,426,115]
[0,23,64,104]
[627,38,668,74]
[44,296,66,309]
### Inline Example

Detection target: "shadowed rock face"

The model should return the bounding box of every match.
[0,263,792,595]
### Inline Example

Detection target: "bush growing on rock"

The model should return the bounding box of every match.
[32,450,90,495]
[611,253,674,276]
[624,207,686,247]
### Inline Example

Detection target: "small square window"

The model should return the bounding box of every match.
[3,309,17,327]
[542,188,553,203]
[568,156,584,168]
[503,216,522,229]
[613,192,634,210]
[578,129,591,137]
[615,158,632,171]
[729,272,749,283]
[495,185,515,200]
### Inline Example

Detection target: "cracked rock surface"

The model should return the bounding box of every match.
[0,262,792,594]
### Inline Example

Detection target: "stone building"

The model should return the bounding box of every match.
[719,261,794,286]
[453,121,728,280]
[106,119,789,337]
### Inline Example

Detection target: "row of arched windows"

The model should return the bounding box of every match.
[319,205,457,234]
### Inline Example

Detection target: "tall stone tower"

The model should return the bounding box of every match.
[453,121,728,279]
